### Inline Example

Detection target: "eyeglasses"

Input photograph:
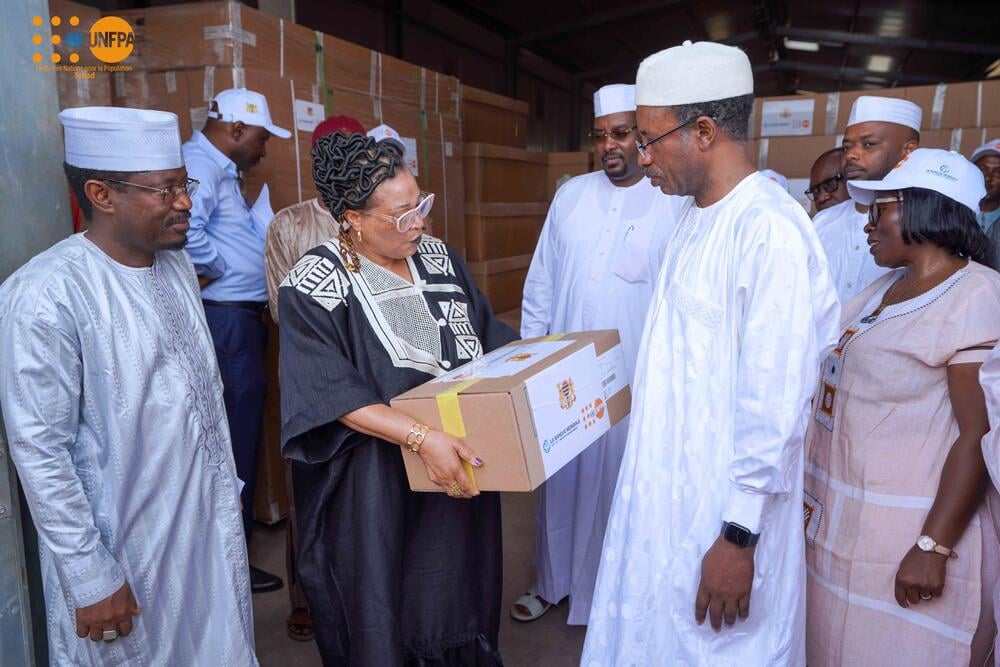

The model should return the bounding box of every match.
[804,174,844,201]
[588,126,637,143]
[103,177,200,203]
[635,116,701,159]
[362,192,434,233]
[868,193,904,227]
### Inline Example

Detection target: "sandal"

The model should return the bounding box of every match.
[510,587,552,622]
[286,607,315,642]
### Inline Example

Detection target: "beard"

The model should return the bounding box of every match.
[161,211,190,250]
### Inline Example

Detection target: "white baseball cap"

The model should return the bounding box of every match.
[367,124,406,154]
[208,88,291,139]
[847,148,987,214]
[970,138,1000,164]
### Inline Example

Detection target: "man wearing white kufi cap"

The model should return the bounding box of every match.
[0,107,256,664]
[813,95,922,302]
[583,41,839,665]
[512,84,688,625]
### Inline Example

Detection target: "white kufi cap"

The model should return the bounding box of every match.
[847,96,922,132]
[593,84,636,118]
[847,148,985,214]
[636,40,753,106]
[59,106,183,172]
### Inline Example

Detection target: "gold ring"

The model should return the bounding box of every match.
[919,593,932,600]
[447,484,462,496]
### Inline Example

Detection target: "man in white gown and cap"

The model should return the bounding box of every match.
[582,41,840,665]
[0,107,256,665]
[813,96,922,302]
[512,84,688,624]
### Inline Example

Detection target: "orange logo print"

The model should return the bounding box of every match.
[88,16,134,63]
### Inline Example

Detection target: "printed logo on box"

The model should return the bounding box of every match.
[508,353,534,363]
[557,379,577,410]
[580,398,606,429]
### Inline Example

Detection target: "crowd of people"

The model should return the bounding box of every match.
[2,37,1000,666]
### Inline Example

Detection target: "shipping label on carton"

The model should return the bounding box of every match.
[761,99,815,137]
[524,345,611,477]
[294,99,325,133]
[430,339,573,383]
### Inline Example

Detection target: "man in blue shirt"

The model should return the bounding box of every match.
[184,88,290,593]
[971,139,1000,233]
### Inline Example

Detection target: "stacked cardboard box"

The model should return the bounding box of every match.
[48,0,112,109]
[109,1,465,254]
[106,0,466,523]
[751,80,1000,210]
[460,85,529,148]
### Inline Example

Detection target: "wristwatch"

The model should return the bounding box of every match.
[916,535,958,559]
[721,521,760,548]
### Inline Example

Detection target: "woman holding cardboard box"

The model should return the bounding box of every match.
[277,131,517,665]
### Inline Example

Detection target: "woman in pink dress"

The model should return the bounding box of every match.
[804,148,1000,666]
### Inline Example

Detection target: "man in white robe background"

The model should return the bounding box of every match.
[582,41,839,665]
[513,84,687,624]
[813,96,922,302]
[0,107,256,665]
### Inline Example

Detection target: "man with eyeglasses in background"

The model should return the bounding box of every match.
[514,84,688,625]
[183,87,291,594]
[813,96,922,302]
[805,147,849,215]
[0,107,256,664]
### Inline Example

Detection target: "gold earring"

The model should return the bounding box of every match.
[356,228,363,242]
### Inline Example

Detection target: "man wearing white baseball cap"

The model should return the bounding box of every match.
[183,87,290,593]
[970,138,1000,233]
[813,96,923,303]
[367,123,406,155]
[512,82,687,625]
[805,148,1000,666]
[0,107,255,664]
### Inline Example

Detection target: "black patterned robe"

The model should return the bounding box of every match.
[278,235,517,665]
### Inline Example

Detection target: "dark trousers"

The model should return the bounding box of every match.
[204,302,268,538]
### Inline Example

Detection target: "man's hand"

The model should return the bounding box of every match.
[75,581,141,642]
[198,275,215,290]
[695,536,756,631]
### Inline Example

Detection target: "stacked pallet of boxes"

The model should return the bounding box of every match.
[750,81,1000,211]
[49,0,112,109]
[107,1,465,523]
[462,85,592,327]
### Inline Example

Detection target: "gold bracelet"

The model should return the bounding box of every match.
[405,423,429,454]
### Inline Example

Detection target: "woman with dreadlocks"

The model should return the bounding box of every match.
[277,131,517,665]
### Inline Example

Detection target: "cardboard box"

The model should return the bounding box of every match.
[546,152,592,200]
[49,0,112,109]
[467,254,531,314]
[324,34,460,115]
[461,85,530,148]
[114,1,320,84]
[465,202,548,262]
[391,330,631,492]
[751,94,828,138]
[754,135,839,177]
[464,143,549,203]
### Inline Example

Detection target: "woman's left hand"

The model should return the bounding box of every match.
[894,545,948,607]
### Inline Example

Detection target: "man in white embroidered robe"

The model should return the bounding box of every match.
[813,96,922,302]
[514,83,687,624]
[0,107,255,665]
[582,42,839,665]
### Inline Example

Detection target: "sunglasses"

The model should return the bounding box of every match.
[361,192,434,233]
[804,174,844,201]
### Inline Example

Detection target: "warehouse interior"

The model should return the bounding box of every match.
[2,0,1000,665]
